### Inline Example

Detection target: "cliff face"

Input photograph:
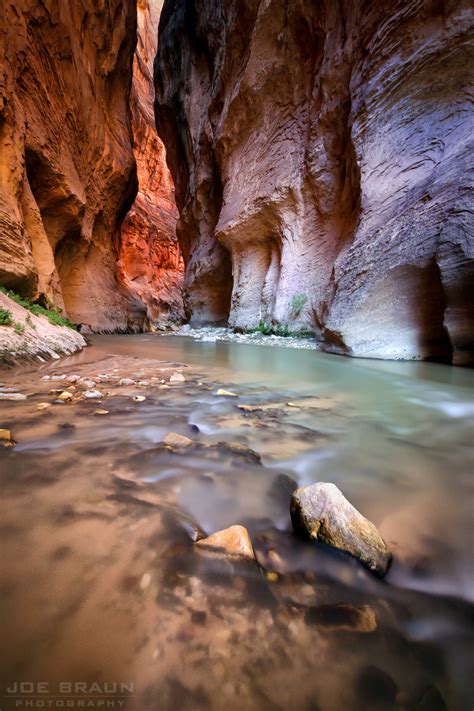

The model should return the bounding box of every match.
[0,0,146,332]
[155,0,474,364]
[119,0,184,324]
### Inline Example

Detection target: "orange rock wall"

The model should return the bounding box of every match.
[119,0,184,324]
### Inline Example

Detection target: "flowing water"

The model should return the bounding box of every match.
[1,333,473,711]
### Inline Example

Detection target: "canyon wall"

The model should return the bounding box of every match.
[119,0,184,325]
[0,0,146,331]
[155,0,474,364]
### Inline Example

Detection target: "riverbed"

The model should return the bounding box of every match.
[1,333,473,710]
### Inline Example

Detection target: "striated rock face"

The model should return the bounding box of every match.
[155,0,474,364]
[119,0,184,324]
[0,0,147,332]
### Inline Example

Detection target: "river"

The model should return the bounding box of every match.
[1,332,473,710]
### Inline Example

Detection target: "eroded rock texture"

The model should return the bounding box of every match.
[156,0,474,363]
[119,0,184,324]
[0,0,146,331]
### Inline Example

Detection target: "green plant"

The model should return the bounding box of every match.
[290,293,308,318]
[0,308,13,326]
[13,321,25,334]
[0,287,77,330]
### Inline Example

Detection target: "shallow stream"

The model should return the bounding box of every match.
[1,332,473,710]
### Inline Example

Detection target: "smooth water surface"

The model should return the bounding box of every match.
[0,333,473,710]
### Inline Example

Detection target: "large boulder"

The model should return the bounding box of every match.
[290,483,392,577]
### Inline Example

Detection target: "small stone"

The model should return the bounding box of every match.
[163,432,193,447]
[84,390,103,399]
[266,571,279,583]
[196,525,255,560]
[37,402,51,411]
[305,603,377,632]
[0,429,14,447]
[216,441,261,463]
[138,380,150,386]
[170,372,185,383]
[67,375,81,383]
[93,408,109,415]
[0,393,27,401]
[133,395,146,402]
[57,391,73,401]
[140,572,152,591]
[80,380,96,388]
[51,374,66,381]
[216,388,237,397]
[41,375,51,381]
[290,482,392,577]
[238,404,261,412]
[119,378,135,386]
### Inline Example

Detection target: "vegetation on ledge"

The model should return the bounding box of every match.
[0,288,77,330]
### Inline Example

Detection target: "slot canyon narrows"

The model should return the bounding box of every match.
[0,2,473,711]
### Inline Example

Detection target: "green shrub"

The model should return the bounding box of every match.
[0,308,12,326]
[290,293,308,318]
[0,287,77,330]
[13,321,25,334]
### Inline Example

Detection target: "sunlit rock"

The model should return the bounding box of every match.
[290,482,392,577]
[196,525,255,560]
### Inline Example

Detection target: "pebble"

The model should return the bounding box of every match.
[0,429,14,447]
[170,372,186,383]
[119,378,135,386]
[80,380,96,388]
[67,375,81,383]
[0,393,27,400]
[37,402,51,411]
[164,432,193,447]
[84,390,103,399]
[133,395,146,402]
[138,380,150,386]
[51,374,66,381]
[216,388,238,397]
[93,409,109,415]
[57,391,73,401]
[140,573,152,591]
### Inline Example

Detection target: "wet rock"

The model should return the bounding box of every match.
[93,409,109,416]
[133,395,146,402]
[196,525,255,560]
[216,388,237,397]
[67,375,81,383]
[290,483,392,577]
[41,375,51,381]
[80,380,96,389]
[57,391,73,402]
[305,604,377,632]
[36,402,51,411]
[138,380,150,386]
[164,432,193,447]
[51,374,67,381]
[119,378,135,386]
[0,429,15,447]
[83,390,103,399]
[0,393,27,401]
[216,441,261,464]
[170,372,186,383]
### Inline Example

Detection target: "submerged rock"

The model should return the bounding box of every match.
[196,525,255,560]
[83,390,103,399]
[305,604,377,632]
[290,483,392,577]
[57,391,73,401]
[164,432,193,447]
[118,378,135,386]
[216,388,237,397]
